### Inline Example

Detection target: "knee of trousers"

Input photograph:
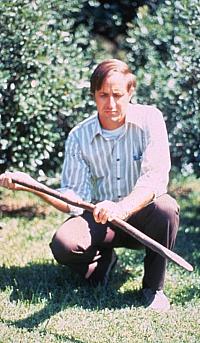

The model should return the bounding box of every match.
[49,231,85,265]
[153,195,180,236]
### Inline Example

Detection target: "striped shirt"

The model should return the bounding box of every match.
[61,103,171,206]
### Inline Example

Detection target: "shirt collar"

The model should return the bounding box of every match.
[89,114,103,142]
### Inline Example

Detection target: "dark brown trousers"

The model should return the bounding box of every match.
[50,194,180,290]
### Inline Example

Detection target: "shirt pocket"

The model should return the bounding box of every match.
[132,152,143,177]
[89,163,105,179]
[133,152,143,161]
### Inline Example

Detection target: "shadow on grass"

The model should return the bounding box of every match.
[0,257,142,330]
[0,204,49,219]
[46,333,86,343]
[1,193,199,331]
[1,218,200,330]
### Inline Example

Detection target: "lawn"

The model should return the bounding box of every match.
[0,176,200,343]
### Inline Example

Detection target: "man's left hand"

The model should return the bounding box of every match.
[93,200,126,224]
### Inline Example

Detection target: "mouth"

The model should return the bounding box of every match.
[104,110,118,115]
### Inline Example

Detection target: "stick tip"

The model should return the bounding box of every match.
[186,264,194,272]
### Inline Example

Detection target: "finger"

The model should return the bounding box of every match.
[93,207,108,224]
[1,172,17,190]
[99,211,108,224]
[4,173,12,186]
[0,173,8,186]
[93,210,102,223]
[6,178,15,189]
[99,208,109,224]
[93,206,99,219]
[108,214,115,222]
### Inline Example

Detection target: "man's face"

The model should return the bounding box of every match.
[94,72,133,130]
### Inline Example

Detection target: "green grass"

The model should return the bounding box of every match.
[0,176,200,343]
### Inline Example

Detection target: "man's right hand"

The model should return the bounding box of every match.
[0,171,36,191]
[0,171,77,213]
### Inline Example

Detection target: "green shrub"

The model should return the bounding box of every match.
[1,0,199,178]
[76,0,162,44]
[0,0,106,177]
[124,0,200,176]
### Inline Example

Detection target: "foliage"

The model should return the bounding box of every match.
[0,0,106,177]
[124,0,200,176]
[1,0,199,177]
[76,0,163,45]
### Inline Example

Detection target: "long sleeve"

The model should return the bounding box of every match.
[133,107,171,197]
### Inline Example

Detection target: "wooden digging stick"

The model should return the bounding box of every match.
[11,176,193,272]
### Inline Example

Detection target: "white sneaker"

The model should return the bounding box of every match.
[143,288,170,312]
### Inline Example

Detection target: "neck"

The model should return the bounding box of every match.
[99,117,125,130]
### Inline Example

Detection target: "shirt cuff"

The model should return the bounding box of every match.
[57,187,84,216]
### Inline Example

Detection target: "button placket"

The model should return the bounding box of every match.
[116,142,121,199]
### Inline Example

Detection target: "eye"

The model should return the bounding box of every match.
[114,93,123,98]
[99,93,107,98]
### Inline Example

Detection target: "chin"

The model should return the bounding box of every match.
[111,115,124,122]
[111,118,121,122]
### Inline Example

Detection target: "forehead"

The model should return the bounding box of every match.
[99,72,129,92]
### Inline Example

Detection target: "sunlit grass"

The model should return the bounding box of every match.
[0,177,200,342]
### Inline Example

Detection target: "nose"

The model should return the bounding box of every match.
[107,96,116,109]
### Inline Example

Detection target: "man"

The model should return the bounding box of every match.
[0,59,179,311]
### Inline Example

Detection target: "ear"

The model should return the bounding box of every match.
[128,86,135,101]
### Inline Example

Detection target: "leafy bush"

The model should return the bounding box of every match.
[76,0,162,44]
[124,0,200,176]
[0,0,106,177]
[1,0,199,178]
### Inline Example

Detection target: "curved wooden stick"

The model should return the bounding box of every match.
[11,176,193,272]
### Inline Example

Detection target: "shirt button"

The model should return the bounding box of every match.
[117,177,120,180]
[116,158,120,161]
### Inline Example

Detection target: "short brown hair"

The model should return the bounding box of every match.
[90,59,136,94]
